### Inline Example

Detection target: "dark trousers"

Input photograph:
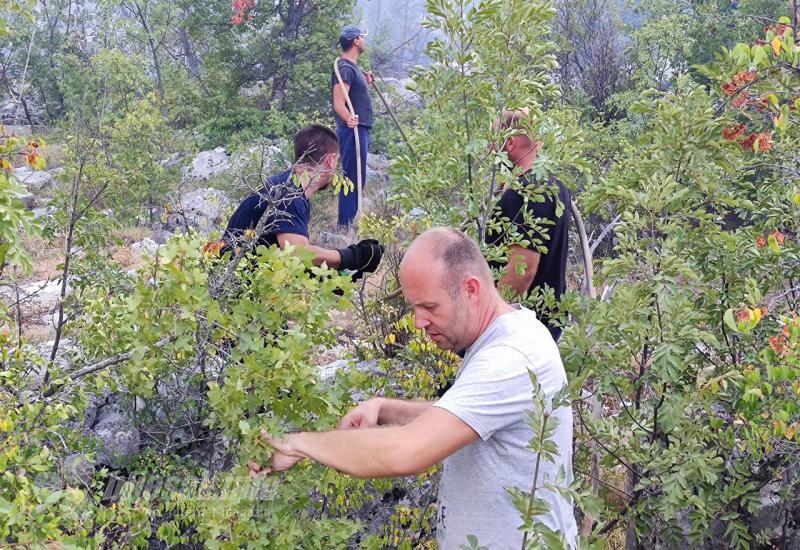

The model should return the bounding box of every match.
[336,125,370,226]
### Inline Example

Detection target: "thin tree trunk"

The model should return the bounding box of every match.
[48,160,85,381]
[129,1,169,117]
[4,81,36,127]
[13,267,23,348]
[147,32,166,110]
[399,0,410,69]
[178,22,201,80]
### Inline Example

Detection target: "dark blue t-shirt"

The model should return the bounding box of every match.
[223,170,310,249]
[331,58,373,129]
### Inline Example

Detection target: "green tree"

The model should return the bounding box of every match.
[174,0,357,146]
[567,18,800,547]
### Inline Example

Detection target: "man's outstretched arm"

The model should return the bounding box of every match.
[266,406,478,478]
[338,397,433,429]
[277,233,383,276]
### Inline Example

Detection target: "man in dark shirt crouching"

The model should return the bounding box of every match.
[224,124,383,277]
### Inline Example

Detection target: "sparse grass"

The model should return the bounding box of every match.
[21,235,63,283]
[22,323,54,344]
[308,183,342,240]
[39,141,65,169]
[111,246,144,271]
[112,225,153,245]
[308,174,392,244]
[13,225,154,342]
[19,226,153,285]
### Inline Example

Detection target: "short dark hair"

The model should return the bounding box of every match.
[294,124,339,165]
[339,37,355,51]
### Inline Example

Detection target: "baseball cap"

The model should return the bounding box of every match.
[340,25,367,40]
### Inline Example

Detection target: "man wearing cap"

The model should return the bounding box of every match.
[331,24,374,227]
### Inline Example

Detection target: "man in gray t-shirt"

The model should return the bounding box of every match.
[251,227,577,548]
[434,306,575,548]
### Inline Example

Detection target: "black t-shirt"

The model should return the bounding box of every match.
[223,170,311,250]
[485,174,570,323]
[331,58,373,129]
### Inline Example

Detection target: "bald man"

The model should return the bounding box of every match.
[251,228,577,548]
[487,110,571,342]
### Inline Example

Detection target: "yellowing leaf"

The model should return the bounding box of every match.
[768,233,782,254]
[772,37,782,55]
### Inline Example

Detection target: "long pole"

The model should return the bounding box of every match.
[369,71,417,160]
[333,57,363,226]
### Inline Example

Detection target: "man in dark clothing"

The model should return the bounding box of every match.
[224,124,383,276]
[485,111,570,342]
[331,24,373,227]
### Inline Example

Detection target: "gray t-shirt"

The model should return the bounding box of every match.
[433,306,577,549]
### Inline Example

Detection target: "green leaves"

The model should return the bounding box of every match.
[459,534,489,550]
[393,0,570,242]
[731,44,760,65]
[564,12,800,545]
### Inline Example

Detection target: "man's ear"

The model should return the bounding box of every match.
[464,276,481,298]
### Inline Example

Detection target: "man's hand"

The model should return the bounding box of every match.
[356,239,383,272]
[338,239,384,272]
[269,450,304,472]
[249,431,305,476]
[364,71,375,86]
[346,113,360,128]
[338,398,383,430]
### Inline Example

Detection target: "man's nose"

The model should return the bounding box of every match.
[413,311,430,330]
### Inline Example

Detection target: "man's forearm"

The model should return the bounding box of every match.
[308,245,341,268]
[376,398,433,426]
[333,98,352,122]
[273,407,479,479]
[276,234,341,268]
[290,426,413,478]
[497,246,539,298]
